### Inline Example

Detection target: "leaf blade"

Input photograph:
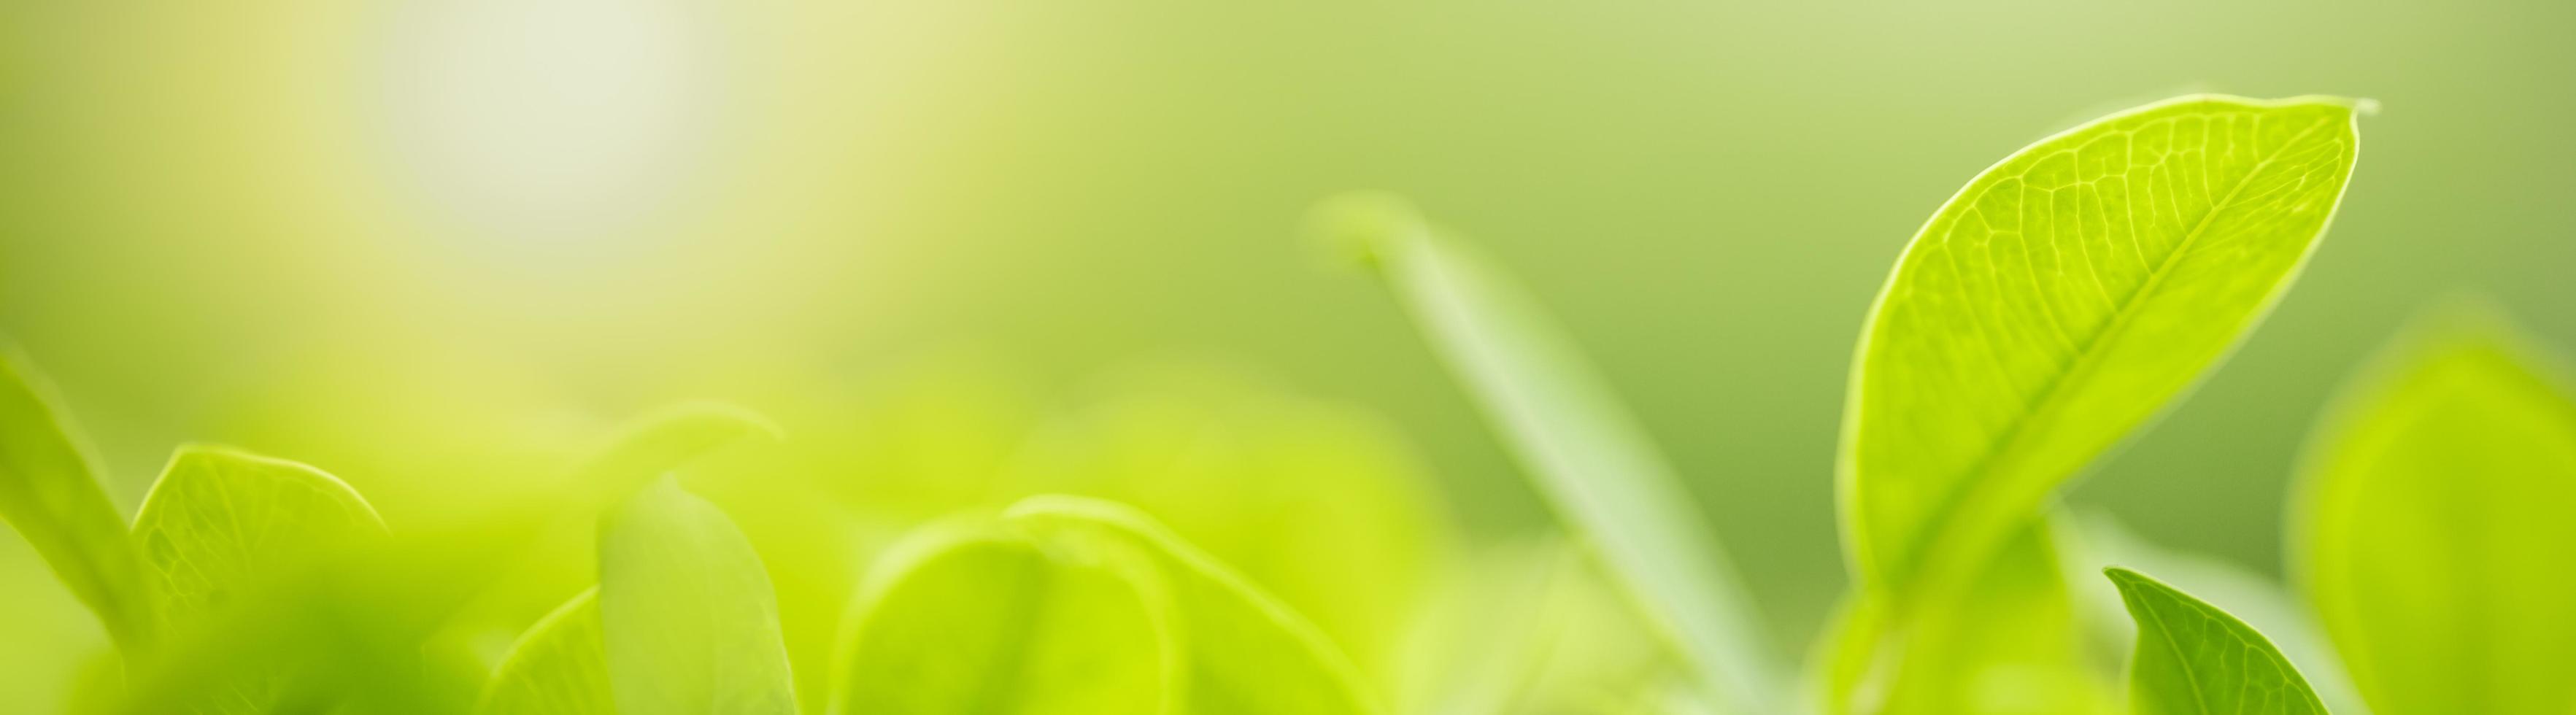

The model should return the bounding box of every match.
[0,347,157,649]
[2295,305,2576,714]
[2106,568,2325,715]
[479,589,615,715]
[598,477,797,715]
[1843,95,2364,593]
[1316,194,1778,713]
[1006,494,1379,715]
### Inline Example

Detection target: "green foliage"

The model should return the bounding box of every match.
[1843,95,2363,594]
[598,477,799,715]
[831,521,1170,714]
[2296,306,2576,715]
[1003,495,1381,715]
[0,348,157,650]
[1317,193,1778,713]
[479,590,612,715]
[2107,568,2325,715]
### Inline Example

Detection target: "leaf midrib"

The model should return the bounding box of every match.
[1885,112,2342,588]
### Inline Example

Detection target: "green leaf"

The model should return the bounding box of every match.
[131,446,390,621]
[598,477,797,715]
[830,520,1172,714]
[2294,305,2576,715]
[126,446,390,713]
[1005,495,1379,715]
[2106,568,2326,715]
[0,347,157,649]
[1817,524,2110,715]
[1313,193,1778,713]
[479,589,614,715]
[1843,95,2364,593]
[2062,512,2359,714]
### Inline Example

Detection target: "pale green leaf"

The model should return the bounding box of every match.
[1314,193,1777,713]
[2106,568,2325,715]
[568,403,781,513]
[1005,495,1379,715]
[830,521,1172,715]
[479,589,614,715]
[0,347,157,649]
[2294,305,2576,715]
[125,445,389,713]
[1818,524,2110,715]
[2062,512,2359,714]
[598,477,797,715]
[132,446,390,620]
[1843,95,2365,593]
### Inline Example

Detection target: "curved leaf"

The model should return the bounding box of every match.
[1819,524,2108,715]
[2294,306,2576,714]
[1005,495,1379,715]
[0,347,155,649]
[2106,568,2324,715]
[830,522,1172,714]
[127,445,390,713]
[1314,193,1777,713]
[2063,512,2359,713]
[479,589,614,715]
[1843,95,2365,593]
[568,403,781,513]
[132,446,390,619]
[598,477,797,715]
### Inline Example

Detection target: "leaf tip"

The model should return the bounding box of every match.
[1303,191,1430,271]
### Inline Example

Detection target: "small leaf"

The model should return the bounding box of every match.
[2295,305,2576,714]
[830,521,1171,714]
[1006,495,1379,715]
[479,589,614,715]
[1843,96,2365,594]
[1314,193,1777,713]
[568,403,780,513]
[2106,568,2326,715]
[597,477,797,715]
[132,446,390,621]
[2062,512,2359,714]
[0,347,157,649]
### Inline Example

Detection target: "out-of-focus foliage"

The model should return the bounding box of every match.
[1317,193,1775,712]
[2296,305,2576,715]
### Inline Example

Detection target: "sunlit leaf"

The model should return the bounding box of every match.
[1397,540,1686,715]
[1843,95,2365,593]
[568,403,781,514]
[2295,305,2576,714]
[1315,193,1777,713]
[2062,512,2359,713]
[132,446,390,620]
[598,477,797,715]
[479,589,614,715]
[830,521,1171,714]
[1819,525,2109,715]
[1006,495,1379,715]
[2106,568,2324,715]
[0,347,157,649]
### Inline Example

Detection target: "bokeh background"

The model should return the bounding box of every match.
[4,0,2572,709]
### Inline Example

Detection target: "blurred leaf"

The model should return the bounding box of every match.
[0,347,157,649]
[2105,568,2324,715]
[1819,525,2109,715]
[1316,193,1776,713]
[2295,305,2576,714]
[1006,495,1378,715]
[598,477,798,715]
[126,446,389,712]
[133,446,390,620]
[1842,96,2364,594]
[2061,512,2359,713]
[1397,540,1690,715]
[830,521,1171,714]
[478,589,613,715]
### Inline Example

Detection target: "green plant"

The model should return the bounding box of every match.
[9,93,2574,715]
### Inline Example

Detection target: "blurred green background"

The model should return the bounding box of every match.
[3,0,2572,708]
